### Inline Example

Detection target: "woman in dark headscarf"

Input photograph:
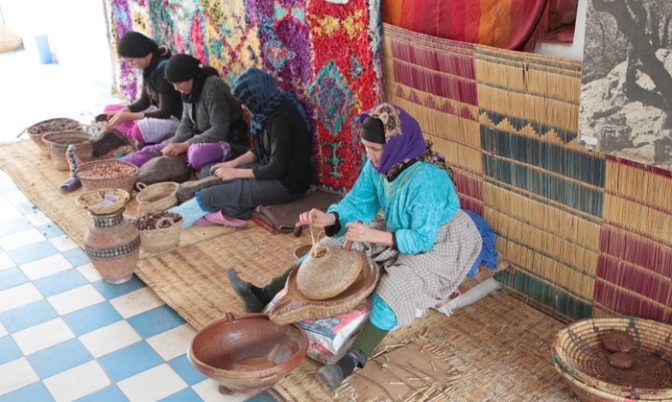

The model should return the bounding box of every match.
[104,31,182,145]
[227,103,483,389]
[120,54,248,171]
[60,31,183,192]
[169,67,312,228]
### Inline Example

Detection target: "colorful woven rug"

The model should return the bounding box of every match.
[306,0,380,190]
[106,0,262,92]
[596,157,672,322]
[382,0,550,51]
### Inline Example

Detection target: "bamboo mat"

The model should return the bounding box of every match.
[0,140,239,251]
[0,139,578,401]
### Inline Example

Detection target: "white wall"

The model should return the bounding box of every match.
[534,0,587,60]
[0,0,112,85]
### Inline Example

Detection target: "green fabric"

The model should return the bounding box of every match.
[352,319,389,358]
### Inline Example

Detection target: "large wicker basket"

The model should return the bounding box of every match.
[76,160,138,195]
[552,317,672,401]
[26,117,82,156]
[135,182,179,216]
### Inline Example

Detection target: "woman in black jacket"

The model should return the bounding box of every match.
[104,31,182,145]
[169,67,312,228]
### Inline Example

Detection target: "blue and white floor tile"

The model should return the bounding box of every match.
[0,170,276,402]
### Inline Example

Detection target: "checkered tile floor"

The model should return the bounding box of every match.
[0,170,276,402]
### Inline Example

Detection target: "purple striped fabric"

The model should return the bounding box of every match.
[599,225,672,277]
[594,280,670,322]
[596,255,671,306]
[392,61,478,105]
[391,41,476,78]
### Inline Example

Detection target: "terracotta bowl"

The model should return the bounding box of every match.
[26,117,81,156]
[42,131,91,171]
[188,313,308,395]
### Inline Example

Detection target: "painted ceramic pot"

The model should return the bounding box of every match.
[83,207,140,284]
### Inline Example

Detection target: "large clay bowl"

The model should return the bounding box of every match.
[26,117,81,156]
[188,313,308,395]
[42,131,91,171]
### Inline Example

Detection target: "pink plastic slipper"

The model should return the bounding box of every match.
[195,211,246,228]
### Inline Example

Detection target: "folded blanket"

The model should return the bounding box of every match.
[252,189,343,233]
[464,209,499,278]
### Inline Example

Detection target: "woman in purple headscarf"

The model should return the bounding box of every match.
[228,103,483,389]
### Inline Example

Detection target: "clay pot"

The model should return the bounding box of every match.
[188,313,308,395]
[25,117,81,156]
[42,131,91,171]
[83,207,140,284]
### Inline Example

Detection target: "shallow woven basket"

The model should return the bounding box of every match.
[553,360,648,402]
[75,189,130,215]
[552,317,672,400]
[136,182,179,216]
[26,117,81,155]
[76,160,138,195]
[136,215,182,254]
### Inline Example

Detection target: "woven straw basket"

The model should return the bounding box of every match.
[76,160,138,195]
[136,182,179,216]
[552,317,672,401]
[136,215,182,254]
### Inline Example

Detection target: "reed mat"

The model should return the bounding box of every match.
[272,291,576,401]
[0,140,577,400]
[0,140,239,251]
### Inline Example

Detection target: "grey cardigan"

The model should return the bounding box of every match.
[170,75,245,145]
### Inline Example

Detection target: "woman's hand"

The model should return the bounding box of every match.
[345,221,394,246]
[212,167,239,181]
[210,160,237,173]
[107,110,134,128]
[161,142,190,156]
[297,209,336,228]
[344,221,371,243]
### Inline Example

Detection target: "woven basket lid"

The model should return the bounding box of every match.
[296,245,363,300]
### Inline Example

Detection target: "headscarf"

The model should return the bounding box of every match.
[359,103,452,181]
[117,31,158,58]
[231,67,311,136]
[164,54,219,103]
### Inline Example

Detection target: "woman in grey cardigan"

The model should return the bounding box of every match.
[121,54,248,170]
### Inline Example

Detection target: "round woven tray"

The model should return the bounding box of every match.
[296,244,363,300]
[76,160,138,195]
[75,189,130,215]
[136,182,179,216]
[552,317,672,400]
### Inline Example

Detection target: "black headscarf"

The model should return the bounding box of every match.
[164,54,219,103]
[117,31,158,58]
